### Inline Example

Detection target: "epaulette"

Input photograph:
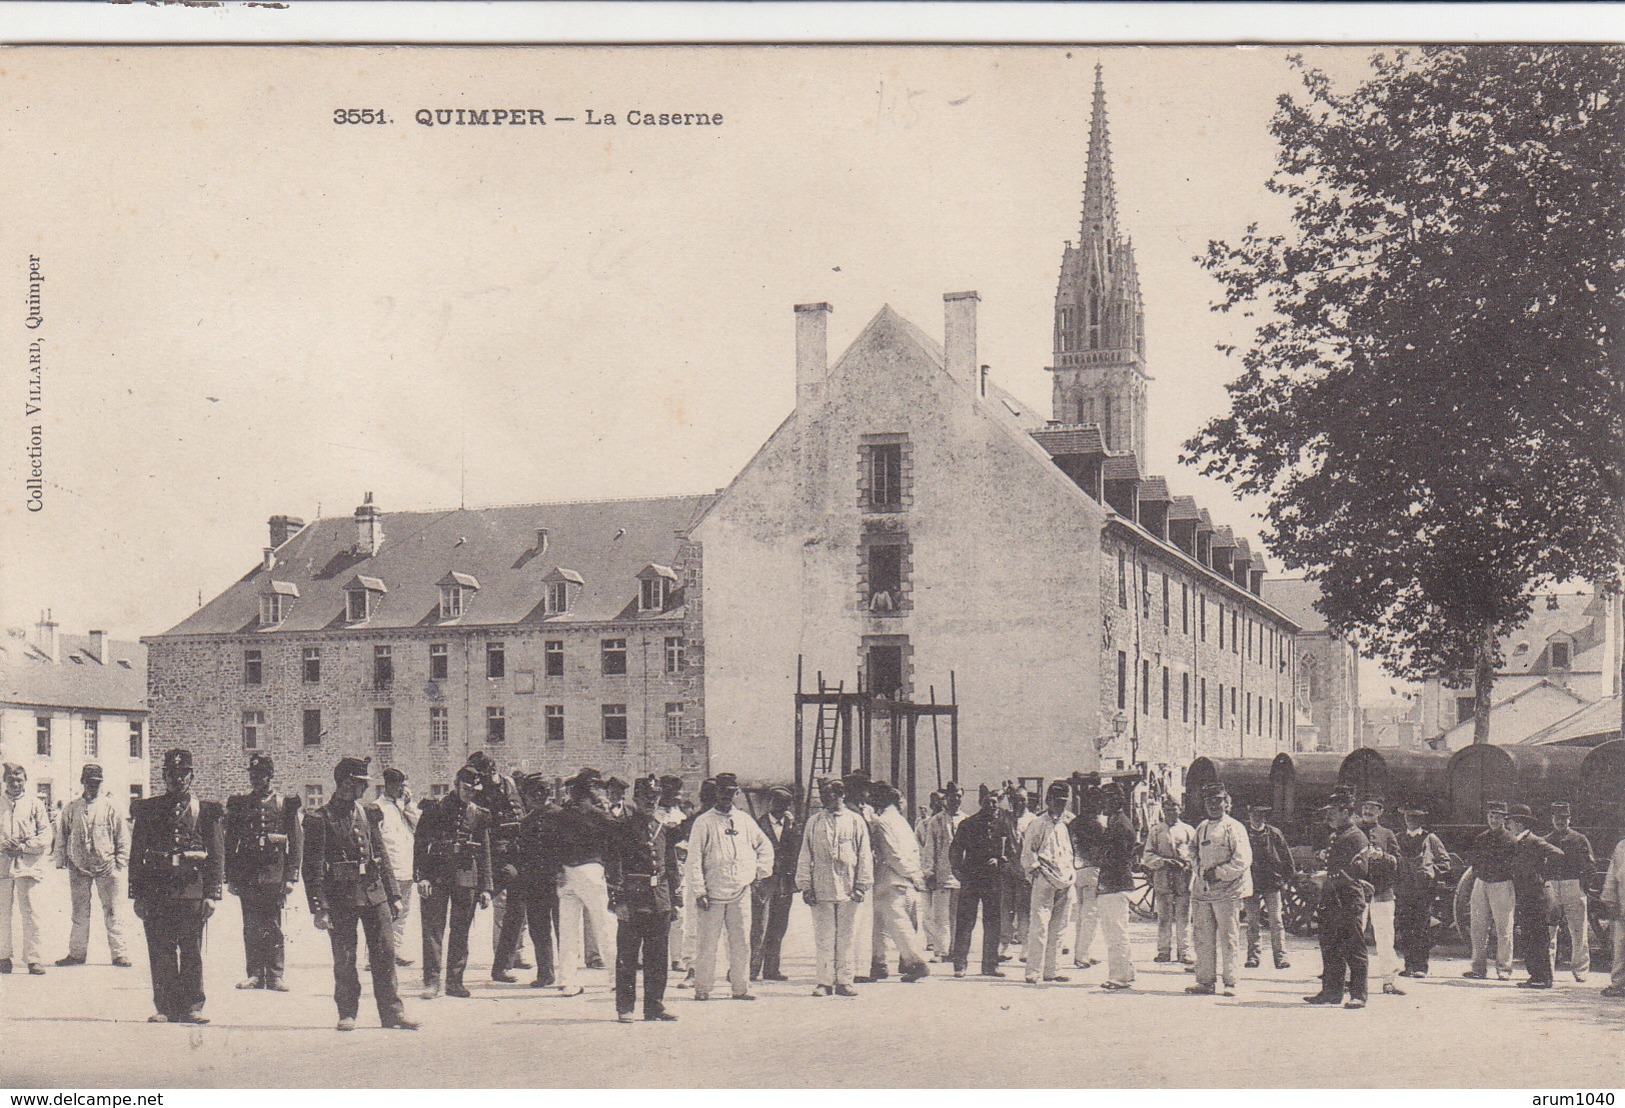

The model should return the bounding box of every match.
[365,805,385,825]
[285,793,302,812]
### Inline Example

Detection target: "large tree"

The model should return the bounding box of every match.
[1185,46,1624,743]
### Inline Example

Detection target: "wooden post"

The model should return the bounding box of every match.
[890,706,902,784]
[949,670,960,785]
[794,656,805,809]
[839,699,854,778]
[929,685,943,790]
[906,713,919,819]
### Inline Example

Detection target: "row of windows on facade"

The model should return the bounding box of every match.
[259,573,676,629]
[239,701,685,750]
[1114,651,1291,743]
[241,637,686,687]
[31,717,144,760]
[25,782,148,809]
[1117,551,1292,672]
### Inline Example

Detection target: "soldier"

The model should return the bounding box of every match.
[998,788,1035,958]
[414,764,493,999]
[1303,789,1371,1009]
[304,756,419,1031]
[1505,803,1564,989]
[53,764,132,969]
[1543,800,1594,983]
[948,786,1006,978]
[1356,795,1403,995]
[918,782,965,962]
[1463,801,1517,980]
[0,762,53,975]
[1068,774,1103,972]
[1242,803,1294,970]
[1186,782,1252,998]
[1142,795,1195,965]
[1021,780,1077,985]
[128,749,225,1024]
[468,751,531,980]
[750,784,799,982]
[655,774,688,972]
[224,753,302,992]
[1394,805,1448,978]
[607,776,679,1022]
[1093,783,1141,991]
[548,767,621,997]
[796,777,872,997]
[685,771,773,1001]
[371,767,419,966]
[497,773,558,988]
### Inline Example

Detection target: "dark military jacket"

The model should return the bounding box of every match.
[129,792,226,902]
[1541,828,1594,882]
[1467,826,1517,883]
[1246,821,1296,894]
[950,807,1004,885]
[414,795,493,893]
[540,799,618,870]
[1509,830,1563,894]
[303,799,398,912]
[605,808,674,918]
[1322,823,1371,898]
[224,790,303,890]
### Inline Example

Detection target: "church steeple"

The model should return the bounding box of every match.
[1049,65,1149,457]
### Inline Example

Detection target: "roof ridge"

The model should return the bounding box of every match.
[303,490,715,523]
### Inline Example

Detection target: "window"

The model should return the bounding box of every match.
[430,706,449,746]
[545,704,564,743]
[243,710,265,750]
[304,784,325,807]
[37,783,52,808]
[83,717,99,758]
[1245,694,1251,734]
[1117,551,1127,608]
[428,784,449,800]
[866,641,906,700]
[129,720,143,760]
[1181,584,1190,634]
[244,649,263,685]
[1231,685,1238,722]
[1182,673,1191,723]
[303,709,322,747]
[35,716,50,757]
[439,584,466,619]
[1218,604,1225,649]
[1161,667,1170,720]
[1116,652,1127,710]
[640,576,667,612]
[1200,595,1208,641]
[429,643,449,680]
[547,581,570,615]
[1267,698,1273,738]
[602,638,627,676]
[1218,684,1226,729]
[665,637,685,675]
[1231,610,1240,654]
[1201,678,1208,726]
[303,646,321,684]
[602,704,628,743]
[867,542,904,610]
[130,785,143,805]
[487,706,506,744]
[1455,696,1476,725]
[1141,565,1152,618]
[347,589,371,623]
[665,701,684,741]
[545,640,564,677]
[374,644,393,687]
[486,641,506,680]
[1550,641,1571,669]
[868,443,903,511]
[1162,576,1170,628]
[373,707,393,746]
[259,593,287,626]
[1141,659,1151,714]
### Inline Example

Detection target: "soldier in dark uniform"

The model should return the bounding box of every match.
[1505,803,1564,989]
[1303,788,1372,1009]
[469,751,532,980]
[304,756,419,1031]
[750,784,799,982]
[607,776,678,1022]
[497,772,559,988]
[128,749,225,1024]
[224,753,302,992]
[414,764,493,998]
[948,786,1007,979]
[1394,806,1448,978]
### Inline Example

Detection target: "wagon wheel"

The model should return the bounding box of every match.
[1128,867,1157,921]
[1452,867,1476,945]
[1282,871,1321,937]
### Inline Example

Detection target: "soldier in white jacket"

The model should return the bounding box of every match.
[1185,783,1253,997]
[684,772,772,1001]
[0,763,54,975]
[796,778,873,996]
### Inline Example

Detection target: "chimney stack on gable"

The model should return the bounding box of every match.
[354,493,384,557]
[262,548,276,572]
[795,302,832,414]
[943,291,979,389]
[89,629,108,665]
[268,514,305,548]
[536,527,550,555]
[35,610,59,664]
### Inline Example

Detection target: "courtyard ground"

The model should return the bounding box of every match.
[0,879,1620,1089]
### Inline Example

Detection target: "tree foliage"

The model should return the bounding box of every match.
[1185,46,1624,732]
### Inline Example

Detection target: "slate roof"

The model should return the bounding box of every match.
[1167,497,1202,523]
[1520,695,1622,747]
[1211,526,1237,549]
[0,633,148,713]
[1030,424,1107,457]
[1138,476,1172,502]
[1500,590,1605,676]
[155,494,715,637]
[1428,680,1590,751]
[1261,578,1330,634]
[1102,454,1141,482]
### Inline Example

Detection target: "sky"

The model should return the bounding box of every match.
[3,45,1391,669]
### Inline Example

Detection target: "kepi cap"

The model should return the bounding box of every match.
[382,767,407,785]
[767,785,794,800]
[163,749,193,776]
[714,772,740,792]
[248,752,274,775]
[80,763,104,783]
[1504,803,1534,823]
[334,756,371,784]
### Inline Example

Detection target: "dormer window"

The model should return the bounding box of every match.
[437,572,480,620]
[258,581,299,627]
[637,564,678,612]
[344,575,387,623]
[543,567,585,615]
[1550,640,1571,670]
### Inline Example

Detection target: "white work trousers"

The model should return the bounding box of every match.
[1024,873,1073,980]
[1547,879,1590,976]
[811,900,860,987]
[1469,878,1515,977]
[68,869,128,961]
[1365,896,1398,986]
[1071,867,1100,964]
[924,887,956,954]
[1097,889,1135,985]
[694,892,752,998]
[1193,897,1242,988]
[877,883,927,969]
[0,876,43,965]
[556,862,616,989]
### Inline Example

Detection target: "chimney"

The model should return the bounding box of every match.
[795,302,832,414]
[262,548,276,572]
[536,527,550,555]
[943,291,979,388]
[35,610,59,664]
[268,514,305,548]
[354,493,384,557]
[89,629,108,665]
[979,364,990,399]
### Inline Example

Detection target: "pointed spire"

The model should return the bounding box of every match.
[1080,62,1117,246]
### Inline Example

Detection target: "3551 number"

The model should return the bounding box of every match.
[333,109,390,125]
